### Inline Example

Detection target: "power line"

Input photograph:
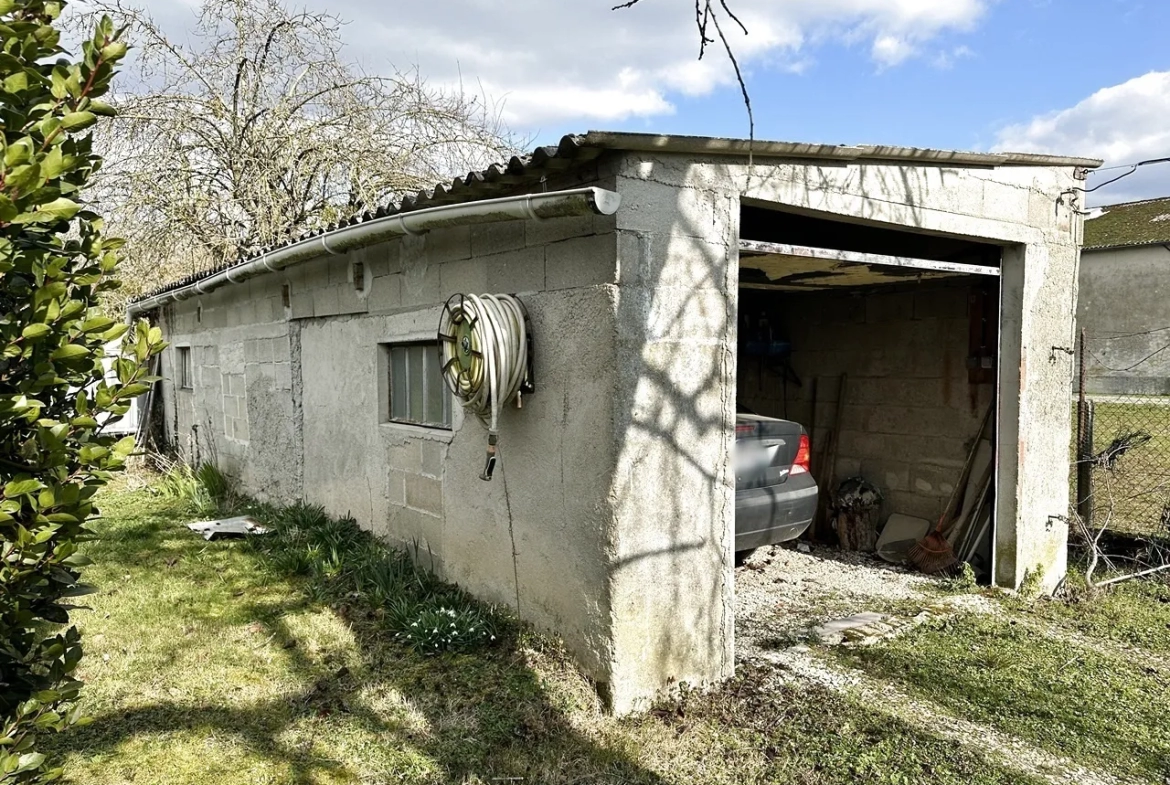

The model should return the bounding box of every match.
[1079,156,1170,194]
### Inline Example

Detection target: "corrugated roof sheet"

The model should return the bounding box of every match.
[131,130,1102,306]
[1083,196,1170,250]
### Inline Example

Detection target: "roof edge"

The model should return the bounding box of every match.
[1083,239,1170,252]
[580,130,1103,169]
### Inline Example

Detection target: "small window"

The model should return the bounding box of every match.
[177,346,193,390]
[386,342,451,429]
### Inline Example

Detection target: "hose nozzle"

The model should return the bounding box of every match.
[480,432,499,481]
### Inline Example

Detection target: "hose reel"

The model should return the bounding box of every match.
[438,293,533,481]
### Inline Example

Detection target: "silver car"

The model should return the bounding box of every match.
[735,410,818,552]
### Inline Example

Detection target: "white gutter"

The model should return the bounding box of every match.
[128,186,622,316]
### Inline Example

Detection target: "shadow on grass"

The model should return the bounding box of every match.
[47,490,666,785]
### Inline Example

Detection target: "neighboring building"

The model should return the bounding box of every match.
[129,131,1099,713]
[1079,197,1170,395]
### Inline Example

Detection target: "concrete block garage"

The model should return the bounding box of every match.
[131,132,1100,713]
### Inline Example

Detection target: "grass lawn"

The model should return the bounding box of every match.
[45,476,1036,785]
[840,585,1170,781]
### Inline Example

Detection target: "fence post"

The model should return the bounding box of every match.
[1076,329,1093,528]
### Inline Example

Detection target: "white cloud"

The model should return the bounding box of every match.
[932,44,973,70]
[995,71,1170,205]
[124,0,988,128]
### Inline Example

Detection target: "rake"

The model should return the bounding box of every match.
[909,405,992,574]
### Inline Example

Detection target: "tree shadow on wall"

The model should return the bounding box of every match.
[605,158,940,683]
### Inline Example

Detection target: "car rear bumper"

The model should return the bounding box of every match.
[735,474,818,552]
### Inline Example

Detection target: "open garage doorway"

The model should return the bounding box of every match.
[734,202,1003,582]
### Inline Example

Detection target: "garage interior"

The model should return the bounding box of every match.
[736,202,1002,579]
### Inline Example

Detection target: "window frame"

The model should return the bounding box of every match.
[382,341,452,431]
[176,346,193,391]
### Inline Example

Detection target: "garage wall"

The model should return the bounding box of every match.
[737,281,994,523]
[156,189,627,698]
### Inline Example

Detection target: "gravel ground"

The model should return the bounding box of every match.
[734,541,937,658]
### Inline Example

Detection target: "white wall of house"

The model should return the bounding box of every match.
[1077,243,1170,395]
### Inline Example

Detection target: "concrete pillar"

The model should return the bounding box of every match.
[605,174,738,712]
[995,242,1076,590]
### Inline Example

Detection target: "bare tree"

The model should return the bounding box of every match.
[73,0,520,308]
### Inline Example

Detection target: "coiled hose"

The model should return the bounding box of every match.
[438,293,530,480]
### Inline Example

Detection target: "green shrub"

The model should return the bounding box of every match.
[0,3,164,780]
[151,459,232,515]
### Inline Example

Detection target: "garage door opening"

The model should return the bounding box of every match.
[735,203,1002,582]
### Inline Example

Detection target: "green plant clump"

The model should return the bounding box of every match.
[242,500,501,656]
[0,4,164,781]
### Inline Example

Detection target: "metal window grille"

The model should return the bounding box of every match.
[177,347,193,390]
[387,343,451,429]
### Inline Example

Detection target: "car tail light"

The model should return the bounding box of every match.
[735,423,756,436]
[791,433,811,475]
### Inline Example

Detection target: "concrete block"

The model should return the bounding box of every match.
[386,506,443,561]
[616,230,732,290]
[419,440,445,479]
[312,285,341,317]
[440,259,488,298]
[401,263,441,307]
[545,234,617,290]
[527,214,595,247]
[290,291,314,320]
[334,285,369,316]
[268,336,289,363]
[405,473,443,516]
[368,273,402,312]
[328,258,350,287]
[387,439,422,471]
[400,234,427,271]
[485,247,545,293]
[274,362,291,392]
[387,469,406,506]
[427,225,471,263]
[911,463,960,498]
[471,220,525,257]
[229,374,244,396]
[263,296,285,323]
[913,286,969,321]
[884,490,943,522]
[614,176,720,240]
[880,462,911,492]
[866,291,917,323]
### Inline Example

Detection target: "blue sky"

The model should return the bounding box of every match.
[127,0,1170,205]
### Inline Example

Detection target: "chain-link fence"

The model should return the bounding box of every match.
[1076,328,1170,537]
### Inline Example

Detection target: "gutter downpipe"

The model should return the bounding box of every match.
[127,186,622,316]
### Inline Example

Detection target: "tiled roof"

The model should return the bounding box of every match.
[1083,196,1170,250]
[131,131,1102,306]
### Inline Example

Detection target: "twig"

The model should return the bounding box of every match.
[613,0,754,159]
[1093,563,1170,587]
